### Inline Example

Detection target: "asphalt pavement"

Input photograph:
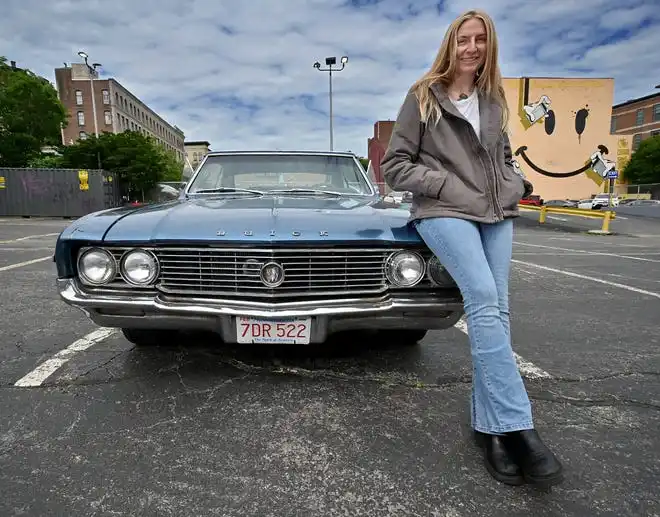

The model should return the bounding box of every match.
[1,214,659,517]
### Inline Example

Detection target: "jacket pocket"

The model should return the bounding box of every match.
[432,172,490,218]
[498,166,526,210]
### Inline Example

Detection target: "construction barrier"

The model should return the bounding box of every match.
[519,204,616,234]
[0,167,120,217]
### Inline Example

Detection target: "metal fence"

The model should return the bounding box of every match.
[623,183,660,200]
[0,168,120,217]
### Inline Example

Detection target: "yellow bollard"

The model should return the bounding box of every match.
[539,205,547,224]
[602,210,612,233]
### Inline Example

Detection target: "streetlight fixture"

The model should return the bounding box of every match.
[313,55,348,151]
[78,50,101,138]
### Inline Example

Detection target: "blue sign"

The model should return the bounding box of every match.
[607,170,618,179]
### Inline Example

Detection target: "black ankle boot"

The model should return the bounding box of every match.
[506,429,564,487]
[474,431,525,486]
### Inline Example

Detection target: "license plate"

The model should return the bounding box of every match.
[236,317,312,344]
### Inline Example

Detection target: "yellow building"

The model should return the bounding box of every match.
[503,77,631,201]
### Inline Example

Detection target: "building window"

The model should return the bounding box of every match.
[636,109,644,126]
[102,90,110,104]
[632,134,642,151]
[79,131,87,140]
[610,116,616,133]
[651,130,660,138]
[77,111,85,126]
[654,104,660,122]
[75,90,83,105]
[104,111,112,125]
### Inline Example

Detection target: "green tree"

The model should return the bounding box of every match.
[623,135,660,185]
[0,56,67,166]
[60,131,182,199]
[158,147,184,182]
[357,156,369,170]
[27,153,64,168]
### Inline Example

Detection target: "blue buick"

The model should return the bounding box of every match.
[55,151,463,346]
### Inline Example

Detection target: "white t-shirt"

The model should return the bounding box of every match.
[450,89,480,141]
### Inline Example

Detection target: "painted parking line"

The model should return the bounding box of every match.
[454,319,552,380]
[0,256,52,272]
[512,251,590,256]
[511,259,660,299]
[0,232,60,244]
[513,241,660,263]
[14,328,118,387]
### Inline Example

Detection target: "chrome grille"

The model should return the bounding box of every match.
[155,247,391,298]
[89,246,440,298]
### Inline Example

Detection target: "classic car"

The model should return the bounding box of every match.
[54,151,463,346]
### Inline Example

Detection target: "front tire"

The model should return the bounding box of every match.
[121,328,173,346]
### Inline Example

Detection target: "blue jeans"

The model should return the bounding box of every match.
[414,216,534,434]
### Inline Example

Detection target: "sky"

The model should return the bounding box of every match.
[2,0,659,157]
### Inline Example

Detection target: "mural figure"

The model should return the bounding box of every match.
[521,94,551,128]
[513,77,613,186]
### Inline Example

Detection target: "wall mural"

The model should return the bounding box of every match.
[512,77,616,187]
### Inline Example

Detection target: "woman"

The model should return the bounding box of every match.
[381,9,563,488]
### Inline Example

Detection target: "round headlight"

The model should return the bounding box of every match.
[385,250,425,287]
[427,255,455,286]
[78,248,116,285]
[120,249,159,285]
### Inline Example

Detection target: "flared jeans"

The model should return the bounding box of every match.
[414,216,534,434]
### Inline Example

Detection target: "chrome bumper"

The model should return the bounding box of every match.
[57,278,464,343]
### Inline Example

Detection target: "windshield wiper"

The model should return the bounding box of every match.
[268,188,343,197]
[191,187,264,195]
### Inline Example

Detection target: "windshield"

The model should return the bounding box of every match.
[187,154,374,195]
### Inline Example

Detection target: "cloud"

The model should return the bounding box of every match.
[1,0,658,156]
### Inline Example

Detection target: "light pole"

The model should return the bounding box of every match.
[78,51,101,138]
[313,55,348,151]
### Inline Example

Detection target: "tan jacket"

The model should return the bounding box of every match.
[381,83,529,224]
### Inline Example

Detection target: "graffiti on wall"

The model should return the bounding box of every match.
[512,77,615,186]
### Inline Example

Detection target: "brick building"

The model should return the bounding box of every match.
[611,89,660,151]
[367,120,394,193]
[54,63,185,161]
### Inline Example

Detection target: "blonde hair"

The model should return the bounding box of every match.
[411,9,509,132]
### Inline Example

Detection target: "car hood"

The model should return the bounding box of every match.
[87,195,422,245]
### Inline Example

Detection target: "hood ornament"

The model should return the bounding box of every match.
[216,230,226,236]
[260,261,285,287]
[319,230,328,236]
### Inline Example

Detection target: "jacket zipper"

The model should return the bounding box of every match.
[489,154,504,219]
[474,134,504,221]
[469,126,503,221]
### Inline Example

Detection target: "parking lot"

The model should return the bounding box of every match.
[1,212,659,517]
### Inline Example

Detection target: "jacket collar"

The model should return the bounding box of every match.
[429,82,502,149]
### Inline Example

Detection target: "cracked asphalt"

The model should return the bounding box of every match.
[1,213,659,517]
